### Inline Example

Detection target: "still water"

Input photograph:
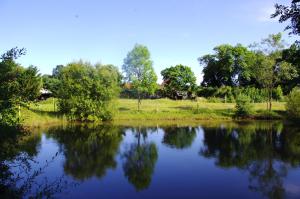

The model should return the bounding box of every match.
[1,122,300,199]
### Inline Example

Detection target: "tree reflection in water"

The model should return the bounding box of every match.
[122,127,158,191]
[199,122,300,199]
[47,125,124,180]
[162,127,196,149]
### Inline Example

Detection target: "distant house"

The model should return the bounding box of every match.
[38,88,52,100]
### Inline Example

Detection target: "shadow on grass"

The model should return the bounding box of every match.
[29,108,61,118]
[118,107,131,111]
[172,106,193,111]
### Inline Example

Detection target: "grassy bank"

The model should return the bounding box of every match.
[21,98,286,127]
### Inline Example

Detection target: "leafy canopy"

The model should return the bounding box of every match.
[161,64,197,99]
[122,44,157,95]
[199,44,256,87]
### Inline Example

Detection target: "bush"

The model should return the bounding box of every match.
[286,87,300,120]
[57,61,120,122]
[235,94,254,118]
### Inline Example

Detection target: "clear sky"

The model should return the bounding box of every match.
[0,0,296,83]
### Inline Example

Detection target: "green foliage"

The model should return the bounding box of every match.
[235,94,254,117]
[161,64,196,99]
[286,87,300,120]
[42,75,60,96]
[198,44,256,87]
[197,87,218,98]
[281,43,300,93]
[57,61,120,121]
[122,44,157,110]
[0,48,42,126]
[273,85,283,101]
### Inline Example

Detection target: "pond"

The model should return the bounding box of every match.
[1,122,300,199]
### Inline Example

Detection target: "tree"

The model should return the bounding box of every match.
[251,33,298,112]
[0,48,42,126]
[96,63,122,86]
[198,44,256,87]
[122,44,157,111]
[272,0,300,36]
[161,65,197,99]
[57,60,120,121]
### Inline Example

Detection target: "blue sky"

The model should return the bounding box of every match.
[0,0,296,83]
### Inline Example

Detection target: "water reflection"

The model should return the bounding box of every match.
[47,125,124,180]
[200,123,300,199]
[162,127,196,149]
[0,126,74,198]
[1,122,300,198]
[122,127,158,191]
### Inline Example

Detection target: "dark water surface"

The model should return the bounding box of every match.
[1,122,300,199]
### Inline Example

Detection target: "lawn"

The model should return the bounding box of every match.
[21,98,286,127]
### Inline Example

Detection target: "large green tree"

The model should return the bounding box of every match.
[161,65,197,99]
[57,60,120,121]
[198,44,256,87]
[122,44,157,111]
[0,48,42,126]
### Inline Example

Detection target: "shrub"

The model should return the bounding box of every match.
[286,87,300,120]
[235,94,254,118]
[57,61,120,121]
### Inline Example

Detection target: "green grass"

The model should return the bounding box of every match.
[115,98,285,121]
[21,98,286,127]
[21,98,67,127]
